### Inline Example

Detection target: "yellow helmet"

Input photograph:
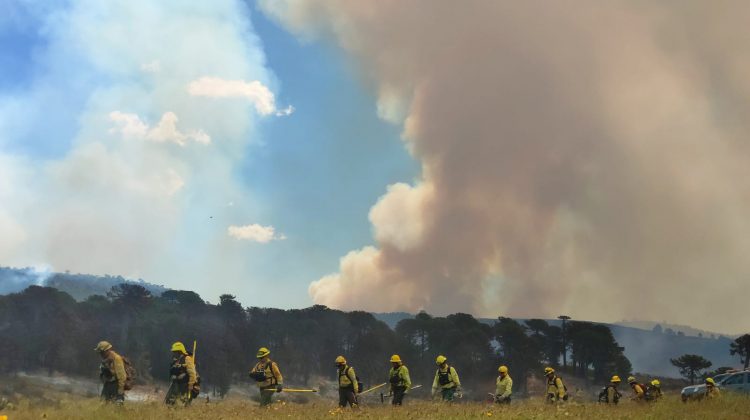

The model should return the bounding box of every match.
[94,341,112,352]
[256,347,271,359]
[651,379,660,387]
[171,342,187,354]
[706,377,715,385]
[499,365,509,374]
[390,354,402,363]
[611,375,621,383]
[435,355,447,365]
[627,376,637,384]
[544,367,555,375]
[335,355,346,365]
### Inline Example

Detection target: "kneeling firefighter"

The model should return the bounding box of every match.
[165,341,199,405]
[544,367,567,403]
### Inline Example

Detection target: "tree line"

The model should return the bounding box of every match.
[0,284,636,396]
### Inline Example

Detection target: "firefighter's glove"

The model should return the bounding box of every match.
[276,385,283,393]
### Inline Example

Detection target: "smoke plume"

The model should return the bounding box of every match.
[261,0,750,333]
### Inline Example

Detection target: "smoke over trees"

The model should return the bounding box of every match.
[0,285,632,395]
[730,334,750,370]
[260,0,750,334]
[670,354,713,385]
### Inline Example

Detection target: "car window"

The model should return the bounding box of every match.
[723,374,743,385]
[715,374,731,383]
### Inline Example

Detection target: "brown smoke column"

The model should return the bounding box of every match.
[260,0,750,333]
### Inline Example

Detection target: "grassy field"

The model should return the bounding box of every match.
[3,394,750,420]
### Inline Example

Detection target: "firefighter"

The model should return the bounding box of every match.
[431,355,461,401]
[165,342,198,406]
[495,365,513,404]
[335,356,359,408]
[95,341,126,404]
[647,379,662,401]
[249,347,283,407]
[598,375,622,404]
[544,367,566,403]
[388,354,411,406]
[627,376,645,401]
[705,377,720,399]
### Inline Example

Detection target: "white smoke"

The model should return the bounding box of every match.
[0,0,287,301]
[262,0,750,333]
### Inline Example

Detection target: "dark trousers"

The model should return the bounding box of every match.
[165,381,190,405]
[495,395,511,404]
[441,387,456,401]
[101,381,122,403]
[260,386,275,406]
[392,386,406,406]
[338,387,358,407]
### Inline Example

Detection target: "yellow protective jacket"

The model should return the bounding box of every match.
[251,360,283,388]
[389,364,411,392]
[338,365,359,393]
[101,351,127,394]
[547,376,565,400]
[631,383,644,400]
[706,386,720,399]
[496,374,513,399]
[432,365,461,392]
[171,354,198,389]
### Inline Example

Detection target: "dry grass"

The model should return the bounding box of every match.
[3,393,750,420]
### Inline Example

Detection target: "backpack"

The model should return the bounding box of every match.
[122,356,136,391]
[549,375,569,401]
[249,361,277,383]
[598,386,621,403]
[639,383,650,399]
[437,365,454,386]
[341,366,364,393]
[390,367,403,386]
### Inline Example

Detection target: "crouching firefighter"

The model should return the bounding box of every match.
[250,347,283,407]
[598,375,622,404]
[544,367,567,403]
[165,342,199,406]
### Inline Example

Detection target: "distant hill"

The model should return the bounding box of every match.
[1,267,741,378]
[613,320,733,339]
[0,266,168,300]
[373,312,740,378]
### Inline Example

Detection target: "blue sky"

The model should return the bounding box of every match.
[239,9,419,307]
[0,0,417,309]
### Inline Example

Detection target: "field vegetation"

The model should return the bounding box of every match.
[3,394,750,420]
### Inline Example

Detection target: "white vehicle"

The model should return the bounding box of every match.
[680,371,750,401]
[719,371,750,394]
[680,373,730,401]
